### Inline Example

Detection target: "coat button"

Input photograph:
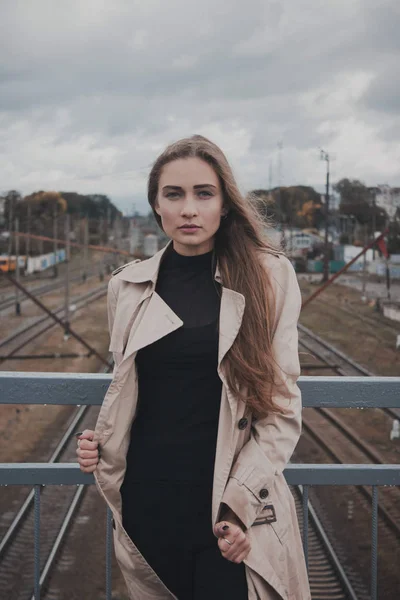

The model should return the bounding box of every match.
[238,417,248,430]
[259,488,269,499]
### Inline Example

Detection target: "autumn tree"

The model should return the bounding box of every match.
[297,199,323,228]
[249,186,323,229]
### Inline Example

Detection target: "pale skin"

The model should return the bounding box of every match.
[76,157,251,564]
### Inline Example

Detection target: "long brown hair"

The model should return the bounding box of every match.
[147,134,283,418]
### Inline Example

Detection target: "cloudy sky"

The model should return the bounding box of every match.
[1,0,399,214]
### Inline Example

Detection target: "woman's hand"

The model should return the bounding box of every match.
[75,429,99,473]
[214,520,251,564]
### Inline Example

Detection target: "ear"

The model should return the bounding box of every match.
[221,207,229,216]
[154,202,161,216]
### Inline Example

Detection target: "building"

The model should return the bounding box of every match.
[374,185,400,219]
[283,228,324,257]
[0,196,5,226]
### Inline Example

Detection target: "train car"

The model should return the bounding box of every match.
[0,256,26,273]
[25,249,66,275]
[1,251,66,275]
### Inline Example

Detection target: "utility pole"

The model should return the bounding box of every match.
[64,214,70,339]
[83,216,89,282]
[361,225,368,300]
[385,216,391,302]
[99,216,105,282]
[320,149,330,282]
[26,203,31,257]
[371,193,376,261]
[277,141,285,249]
[8,196,13,257]
[53,203,58,278]
[15,217,21,316]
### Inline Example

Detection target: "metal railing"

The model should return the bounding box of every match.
[1,373,400,600]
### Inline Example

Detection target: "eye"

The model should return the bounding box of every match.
[198,190,212,198]
[166,192,180,198]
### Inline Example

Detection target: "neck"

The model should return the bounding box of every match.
[172,240,214,257]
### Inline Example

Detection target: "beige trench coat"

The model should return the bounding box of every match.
[93,241,311,600]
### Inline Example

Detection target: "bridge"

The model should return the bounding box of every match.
[0,373,399,600]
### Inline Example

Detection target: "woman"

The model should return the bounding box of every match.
[76,135,310,600]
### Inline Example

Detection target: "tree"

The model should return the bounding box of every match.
[387,218,400,255]
[3,190,22,223]
[249,186,323,229]
[334,178,387,231]
[297,199,323,228]
[19,191,67,218]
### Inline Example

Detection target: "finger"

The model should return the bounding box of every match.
[80,464,97,473]
[218,525,242,547]
[218,531,248,560]
[78,457,99,467]
[77,449,98,459]
[228,539,250,561]
[218,537,235,556]
[231,550,249,564]
[214,521,230,538]
[218,540,229,557]
[214,521,242,540]
[233,548,250,564]
[220,543,248,563]
[79,440,98,451]
[75,429,94,441]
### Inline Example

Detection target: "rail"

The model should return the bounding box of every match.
[0,373,399,600]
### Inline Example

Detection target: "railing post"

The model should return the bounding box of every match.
[106,507,113,600]
[371,486,378,600]
[34,485,41,600]
[302,485,309,572]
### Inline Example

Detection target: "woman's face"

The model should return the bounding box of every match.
[155,157,226,256]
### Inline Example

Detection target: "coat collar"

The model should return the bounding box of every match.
[117,239,245,374]
[118,239,223,286]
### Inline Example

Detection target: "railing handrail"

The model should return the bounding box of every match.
[1,372,400,408]
[0,463,399,486]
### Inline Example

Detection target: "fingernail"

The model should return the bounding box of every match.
[74,432,83,438]
[222,525,229,531]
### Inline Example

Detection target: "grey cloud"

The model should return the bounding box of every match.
[0,0,399,205]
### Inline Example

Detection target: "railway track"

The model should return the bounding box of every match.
[0,262,85,294]
[298,322,400,598]
[0,360,113,600]
[0,314,397,598]
[0,284,108,365]
[292,488,358,600]
[0,265,103,313]
[299,323,400,421]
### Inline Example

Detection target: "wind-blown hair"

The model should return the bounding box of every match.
[147,134,283,418]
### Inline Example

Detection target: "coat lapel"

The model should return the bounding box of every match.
[218,287,245,367]
[109,283,152,354]
[217,286,246,418]
[114,241,246,383]
[123,291,183,361]
[112,242,246,524]
[212,286,246,526]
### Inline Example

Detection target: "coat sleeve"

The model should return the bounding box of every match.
[220,255,302,530]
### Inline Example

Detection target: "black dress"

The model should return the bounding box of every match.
[120,246,248,600]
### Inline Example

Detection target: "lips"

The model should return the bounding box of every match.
[179,225,200,229]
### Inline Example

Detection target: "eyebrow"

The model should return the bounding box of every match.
[162,184,217,191]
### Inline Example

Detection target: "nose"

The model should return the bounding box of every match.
[180,196,198,218]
